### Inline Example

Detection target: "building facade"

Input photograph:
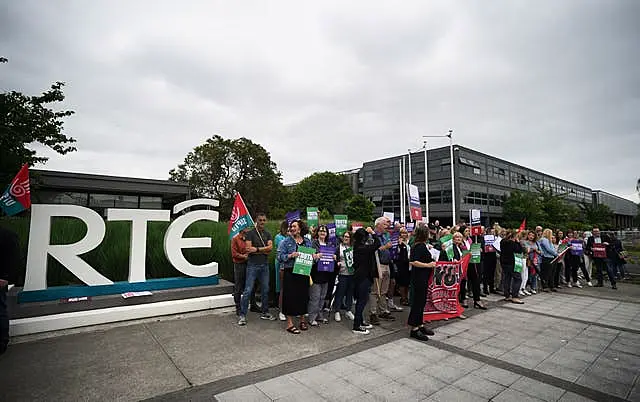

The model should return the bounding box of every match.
[357,145,636,228]
[593,190,636,229]
[31,169,190,216]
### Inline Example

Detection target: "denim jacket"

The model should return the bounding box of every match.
[539,238,558,258]
[277,236,312,269]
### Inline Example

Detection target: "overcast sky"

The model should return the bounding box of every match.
[2,1,639,201]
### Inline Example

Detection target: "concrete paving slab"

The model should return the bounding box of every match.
[428,385,488,402]
[557,391,596,402]
[253,374,307,400]
[396,371,448,397]
[216,384,271,402]
[473,364,522,386]
[493,388,546,402]
[535,360,584,382]
[315,377,366,401]
[575,372,631,399]
[510,377,566,402]
[367,379,428,400]
[452,373,506,399]
[0,324,189,402]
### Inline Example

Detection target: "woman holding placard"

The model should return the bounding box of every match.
[308,225,336,325]
[277,220,316,334]
[500,230,525,304]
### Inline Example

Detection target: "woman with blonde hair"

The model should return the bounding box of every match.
[539,229,558,292]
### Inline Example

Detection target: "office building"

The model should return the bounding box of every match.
[357,145,636,228]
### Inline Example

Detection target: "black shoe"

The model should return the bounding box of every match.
[0,342,7,356]
[410,330,429,342]
[378,312,396,321]
[551,288,558,292]
[612,284,617,290]
[369,314,381,325]
[419,326,435,336]
[250,305,261,313]
[474,302,487,310]
[594,283,604,288]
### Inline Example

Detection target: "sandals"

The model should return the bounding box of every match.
[286,326,301,334]
[299,321,309,331]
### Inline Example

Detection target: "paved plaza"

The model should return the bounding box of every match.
[1,283,639,401]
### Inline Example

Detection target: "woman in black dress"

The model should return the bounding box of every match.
[395,227,411,306]
[407,225,437,342]
[277,220,316,334]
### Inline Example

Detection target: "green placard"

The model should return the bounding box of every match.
[307,207,319,228]
[514,253,525,273]
[470,243,481,264]
[293,246,315,276]
[441,234,454,260]
[343,246,354,274]
[334,214,348,238]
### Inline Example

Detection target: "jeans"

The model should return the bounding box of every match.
[234,262,257,315]
[0,286,8,354]
[333,275,354,313]
[368,265,390,315]
[354,278,372,330]
[308,282,329,322]
[502,265,522,298]
[597,259,617,286]
[241,263,269,316]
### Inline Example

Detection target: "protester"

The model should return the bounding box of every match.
[538,229,558,292]
[500,230,525,304]
[482,227,498,295]
[386,223,404,314]
[611,234,628,280]
[308,225,336,325]
[438,231,469,318]
[274,220,289,321]
[352,227,380,335]
[394,227,411,306]
[0,226,19,355]
[564,231,582,288]
[238,213,275,325]
[521,231,541,294]
[407,225,437,341]
[277,220,314,334]
[585,227,617,289]
[332,231,356,322]
[231,228,256,316]
[368,217,395,326]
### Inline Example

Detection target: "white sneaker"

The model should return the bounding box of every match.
[278,312,286,321]
[387,298,403,312]
[361,322,374,329]
[567,282,572,288]
[334,312,342,322]
[587,281,593,287]
[530,289,537,294]
[345,311,355,320]
[575,282,583,288]
[523,290,532,296]
[352,327,370,335]
[519,290,526,297]
[238,316,247,326]
[310,320,319,326]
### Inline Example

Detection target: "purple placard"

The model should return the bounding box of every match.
[389,230,400,260]
[405,222,415,233]
[285,210,301,224]
[326,223,337,245]
[570,240,584,256]
[318,245,335,272]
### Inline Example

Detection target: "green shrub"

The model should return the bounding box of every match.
[0,217,280,287]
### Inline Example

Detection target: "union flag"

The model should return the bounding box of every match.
[0,164,31,216]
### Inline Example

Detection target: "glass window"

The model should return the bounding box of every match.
[37,191,88,206]
[89,194,138,208]
[140,196,162,209]
[473,168,481,175]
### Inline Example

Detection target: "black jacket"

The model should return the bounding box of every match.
[500,239,523,267]
[353,234,381,281]
[0,226,20,284]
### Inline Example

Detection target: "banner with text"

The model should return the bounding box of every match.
[306,207,319,228]
[318,245,336,272]
[293,246,316,276]
[408,184,422,221]
[423,260,465,321]
[334,214,348,238]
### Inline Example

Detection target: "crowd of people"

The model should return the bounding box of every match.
[231,214,630,341]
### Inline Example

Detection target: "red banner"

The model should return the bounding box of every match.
[423,254,471,322]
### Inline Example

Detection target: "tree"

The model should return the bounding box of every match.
[501,190,543,228]
[1,58,76,186]
[169,135,284,220]
[345,194,375,222]
[536,187,574,229]
[291,172,353,215]
[579,202,614,229]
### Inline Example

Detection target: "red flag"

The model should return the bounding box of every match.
[228,193,255,239]
[0,164,31,216]
[518,219,526,232]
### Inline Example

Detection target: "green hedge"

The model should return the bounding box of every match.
[0,217,280,287]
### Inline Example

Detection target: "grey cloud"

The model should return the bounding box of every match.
[1,0,638,201]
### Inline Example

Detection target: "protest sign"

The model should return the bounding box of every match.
[306,207,319,228]
[552,243,571,263]
[423,254,471,322]
[470,243,481,264]
[293,246,315,276]
[493,236,502,252]
[408,184,422,220]
[318,245,336,272]
[484,234,496,252]
[343,246,354,274]
[334,215,348,238]
[405,222,415,233]
[592,244,607,259]
[326,223,337,245]
[389,230,400,260]
[285,210,300,225]
[570,240,584,256]
[514,253,525,273]
[383,211,394,223]
[441,234,454,260]
[351,222,363,232]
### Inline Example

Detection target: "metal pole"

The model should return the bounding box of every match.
[407,150,412,186]
[402,156,406,222]
[407,150,413,222]
[398,158,403,222]
[448,130,456,225]
[423,141,429,223]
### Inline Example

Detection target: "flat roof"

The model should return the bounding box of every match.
[32,169,190,195]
